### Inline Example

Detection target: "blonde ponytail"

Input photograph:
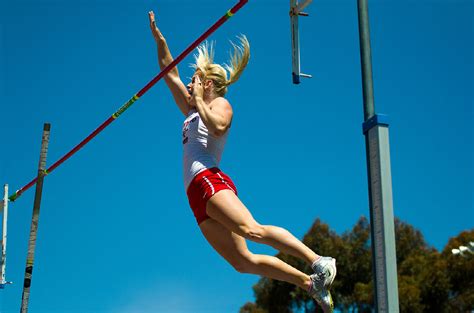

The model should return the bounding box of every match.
[224,35,250,87]
[191,35,250,97]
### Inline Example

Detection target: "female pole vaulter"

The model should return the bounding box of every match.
[148,10,336,312]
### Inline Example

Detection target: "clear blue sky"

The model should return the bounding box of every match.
[1,0,472,312]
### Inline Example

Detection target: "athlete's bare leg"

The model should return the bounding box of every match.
[206,190,319,265]
[199,218,311,290]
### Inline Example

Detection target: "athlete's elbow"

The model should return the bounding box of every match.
[213,128,225,137]
[213,124,228,137]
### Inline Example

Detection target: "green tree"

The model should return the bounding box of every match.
[394,218,451,312]
[240,302,267,313]
[336,217,372,311]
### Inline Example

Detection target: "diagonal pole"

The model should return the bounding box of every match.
[20,123,51,313]
[9,0,249,203]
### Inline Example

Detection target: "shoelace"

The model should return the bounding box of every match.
[311,272,326,292]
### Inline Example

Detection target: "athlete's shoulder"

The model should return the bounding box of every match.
[211,97,233,113]
[212,96,230,105]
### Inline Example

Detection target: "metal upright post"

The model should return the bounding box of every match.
[290,0,312,84]
[1,184,12,288]
[20,123,51,313]
[357,0,400,311]
[358,0,374,121]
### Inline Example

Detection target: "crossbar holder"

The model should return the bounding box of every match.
[290,0,313,84]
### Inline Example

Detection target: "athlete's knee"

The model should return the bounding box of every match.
[231,252,257,274]
[238,222,267,242]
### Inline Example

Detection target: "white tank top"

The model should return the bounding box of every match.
[182,108,229,190]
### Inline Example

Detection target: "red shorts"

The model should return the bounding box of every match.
[186,167,238,225]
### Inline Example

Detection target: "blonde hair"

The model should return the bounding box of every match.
[191,35,250,96]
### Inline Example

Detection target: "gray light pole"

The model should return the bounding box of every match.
[357,0,400,312]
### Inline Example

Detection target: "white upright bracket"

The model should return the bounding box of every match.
[290,0,313,84]
[1,184,12,289]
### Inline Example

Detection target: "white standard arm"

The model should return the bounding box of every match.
[1,184,8,287]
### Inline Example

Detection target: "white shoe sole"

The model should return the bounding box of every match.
[326,258,337,289]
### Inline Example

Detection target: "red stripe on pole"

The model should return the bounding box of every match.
[9,0,248,202]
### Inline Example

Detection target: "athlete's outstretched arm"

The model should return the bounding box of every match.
[148,11,191,116]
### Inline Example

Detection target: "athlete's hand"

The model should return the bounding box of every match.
[190,75,204,107]
[148,11,162,41]
[193,75,204,97]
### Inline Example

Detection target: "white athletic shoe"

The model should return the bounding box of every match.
[308,273,334,313]
[312,256,337,289]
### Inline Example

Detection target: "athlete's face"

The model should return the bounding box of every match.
[187,71,212,97]
[187,73,201,96]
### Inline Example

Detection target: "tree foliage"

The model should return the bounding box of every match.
[240,217,473,312]
[442,229,474,312]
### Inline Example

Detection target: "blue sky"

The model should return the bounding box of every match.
[0,0,472,312]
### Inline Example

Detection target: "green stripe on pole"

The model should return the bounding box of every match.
[112,95,140,119]
[8,193,18,202]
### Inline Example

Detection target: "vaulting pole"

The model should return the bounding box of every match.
[9,0,249,203]
[20,123,51,313]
